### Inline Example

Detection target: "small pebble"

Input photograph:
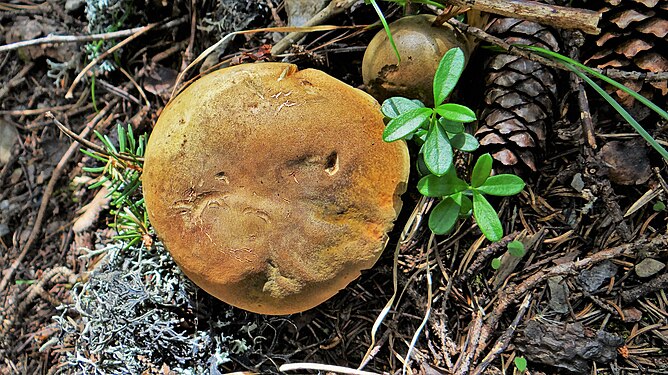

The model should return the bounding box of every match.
[635,258,665,278]
[65,0,84,12]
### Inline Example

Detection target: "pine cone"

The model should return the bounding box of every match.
[582,0,668,108]
[475,19,560,173]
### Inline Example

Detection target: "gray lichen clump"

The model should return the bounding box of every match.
[52,244,251,374]
[84,0,134,72]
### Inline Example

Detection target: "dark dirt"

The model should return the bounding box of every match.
[1,1,667,374]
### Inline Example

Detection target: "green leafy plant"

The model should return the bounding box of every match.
[418,154,524,241]
[381,47,525,242]
[491,257,501,270]
[653,201,666,212]
[82,124,153,248]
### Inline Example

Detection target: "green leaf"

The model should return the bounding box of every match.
[514,357,527,372]
[82,166,106,173]
[491,257,501,270]
[477,174,525,196]
[382,97,424,118]
[118,125,126,153]
[428,197,460,235]
[439,118,464,133]
[417,170,468,197]
[653,201,666,212]
[452,192,472,217]
[450,133,479,152]
[416,153,431,176]
[471,153,493,188]
[433,47,465,106]
[414,128,428,144]
[435,103,476,123]
[423,121,453,176]
[507,240,525,257]
[473,190,503,242]
[383,108,432,142]
[80,149,109,163]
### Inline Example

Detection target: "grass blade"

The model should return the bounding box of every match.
[368,0,401,63]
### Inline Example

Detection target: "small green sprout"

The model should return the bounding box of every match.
[653,201,666,212]
[491,257,502,270]
[514,356,528,373]
[507,240,526,257]
[381,48,525,242]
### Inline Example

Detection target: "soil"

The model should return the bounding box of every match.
[1,1,667,374]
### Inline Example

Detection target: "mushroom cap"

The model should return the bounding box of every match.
[362,14,470,105]
[142,63,409,315]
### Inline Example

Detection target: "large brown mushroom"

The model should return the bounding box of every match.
[142,63,409,315]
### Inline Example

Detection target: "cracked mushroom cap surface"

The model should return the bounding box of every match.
[142,62,409,315]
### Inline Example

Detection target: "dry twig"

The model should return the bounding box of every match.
[445,0,601,34]
[471,294,532,375]
[65,25,158,98]
[448,18,668,82]
[0,18,186,53]
[0,63,34,101]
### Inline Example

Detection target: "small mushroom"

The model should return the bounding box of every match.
[142,63,409,315]
[362,14,470,105]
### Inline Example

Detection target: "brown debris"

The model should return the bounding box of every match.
[598,140,652,185]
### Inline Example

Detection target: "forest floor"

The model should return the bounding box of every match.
[0,1,667,374]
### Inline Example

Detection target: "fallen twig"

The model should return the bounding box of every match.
[448,19,668,83]
[0,18,186,53]
[445,0,601,34]
[0,62,34,101]
[453,308,484,375]
[456,231,520,283]
[1,267,76,339]
[471,293,532,375]
[47,112,144,164]
[621,272,668,303]
[65,25,158,98]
